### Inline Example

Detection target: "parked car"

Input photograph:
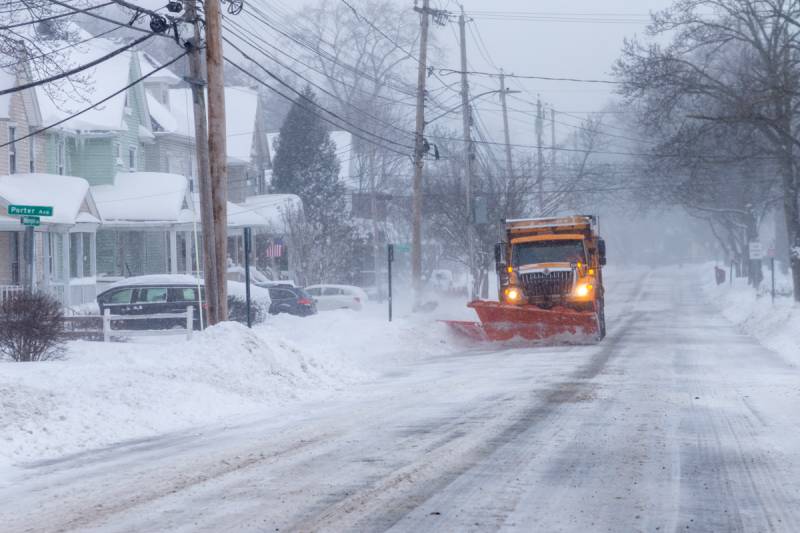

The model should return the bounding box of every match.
[97,275,204,330]
[304,284,368,311]
[266,286,317,316]
[97,275,271,329]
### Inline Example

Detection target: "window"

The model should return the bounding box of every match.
[128,146,137,170]
[28,134,35,172]
[170,287,197,302]
[8,126,16,173]
[512,240,587,267]
[108,289,133,304]
[137,287,168,303]
[269,288,292,300]
[306,287,321,296]
[57,139,65,175]
[323,287,343,296]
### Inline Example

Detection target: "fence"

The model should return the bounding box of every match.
[0,285,23,305]
[103,307,194,342]
[61,307,195,342]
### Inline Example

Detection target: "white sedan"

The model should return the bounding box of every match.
[304,284,367,311]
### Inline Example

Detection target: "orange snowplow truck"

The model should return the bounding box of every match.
[447,215,607,342]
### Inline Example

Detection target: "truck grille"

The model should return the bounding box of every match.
[520,271,574,297]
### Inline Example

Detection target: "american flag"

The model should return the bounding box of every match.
[265,238,284,258]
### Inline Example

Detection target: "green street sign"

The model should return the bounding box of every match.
[395,243,411,253]
[8,204,53,217]
[20,215,40,227]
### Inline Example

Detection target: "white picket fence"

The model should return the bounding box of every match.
[102,306,195,342]
[0,285,23,305]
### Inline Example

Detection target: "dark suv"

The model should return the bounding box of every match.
[97,280,204,330]
[266,286,317,317]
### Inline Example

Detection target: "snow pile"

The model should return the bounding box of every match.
[703,265,800,360]
[0,309,456,469]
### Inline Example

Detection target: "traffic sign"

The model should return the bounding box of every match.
[749,241,764,260]
[20,215,40,227]
[8,204,53,217]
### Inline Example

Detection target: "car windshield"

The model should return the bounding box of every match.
[512,240,586,266]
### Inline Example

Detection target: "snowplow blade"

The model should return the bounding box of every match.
[444,300,599,343]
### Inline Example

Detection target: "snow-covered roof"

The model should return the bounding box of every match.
[241,194,303,234]
[147,92,179,133]
[266,130,354,187]
[141,52,181,85]
[92,172,190,224]
[0,173,99,226]
[33,30,152,134]
[181,194,270,229]
[167,87,259,164]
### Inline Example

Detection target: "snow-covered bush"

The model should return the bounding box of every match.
[227,294,267,325]
[0,292,65,362]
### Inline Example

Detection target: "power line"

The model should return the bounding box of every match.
[0,24,124,69]
[438,68,621,85]
[0,50,188,149]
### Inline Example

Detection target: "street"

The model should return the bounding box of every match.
[3,268,800,532]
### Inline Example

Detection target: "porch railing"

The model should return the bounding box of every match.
[0,285,23,304]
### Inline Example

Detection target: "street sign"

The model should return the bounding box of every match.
[20,216,40,227]
[749,241,764,260]
[8,204,53,217]
[395,243,411,253]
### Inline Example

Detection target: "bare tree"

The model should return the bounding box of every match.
[614,0,800,298]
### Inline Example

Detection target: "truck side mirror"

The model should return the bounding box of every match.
[598,239,607,266]
[494,242,506,271]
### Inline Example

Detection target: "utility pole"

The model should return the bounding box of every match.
[411,0,431,308]
[459,7,476,299]
[499,70,513,182]
[185,0,218,325]
[205,0,228,320]
[536,96,544,213]
[550,107,556,169]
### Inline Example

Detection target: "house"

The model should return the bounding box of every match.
[0,174,101,307]
[165,86,271,202]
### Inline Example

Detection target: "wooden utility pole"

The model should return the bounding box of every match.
[205,0,228,320]
[536,95,544,212]
[185,0,218,325]
[550,107,556,169]
[499,70,513,181]
[459,7,476,299]
[411,0,431,308]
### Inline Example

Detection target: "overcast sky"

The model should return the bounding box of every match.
[425,0,673,145]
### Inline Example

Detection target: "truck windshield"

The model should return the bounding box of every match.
[513,240,586,266]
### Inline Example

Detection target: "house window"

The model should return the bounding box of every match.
[8,126,16,174]
[57,138,65,175]
[28,134,35,172]
[128,146,137,170]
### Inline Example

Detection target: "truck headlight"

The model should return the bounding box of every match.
[504,286,523,303]
[574,283,593,298]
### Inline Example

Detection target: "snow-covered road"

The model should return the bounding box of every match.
[4,268,800,532]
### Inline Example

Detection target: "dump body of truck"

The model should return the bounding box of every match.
[445,215,607,342]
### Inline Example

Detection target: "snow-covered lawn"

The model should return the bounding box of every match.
[703,263,800,361]
[0,308,455,470]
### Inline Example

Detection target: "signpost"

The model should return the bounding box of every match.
[749,241,763,260]
[387,243,394,322]
[8,205,53,217]
[244,227,252,328]
[7,205,53,292]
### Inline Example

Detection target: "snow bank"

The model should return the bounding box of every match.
[702,264,800,361]
[0,309,457,469]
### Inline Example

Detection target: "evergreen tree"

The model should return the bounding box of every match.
[271,87,360,284]
[271,86,345,224]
